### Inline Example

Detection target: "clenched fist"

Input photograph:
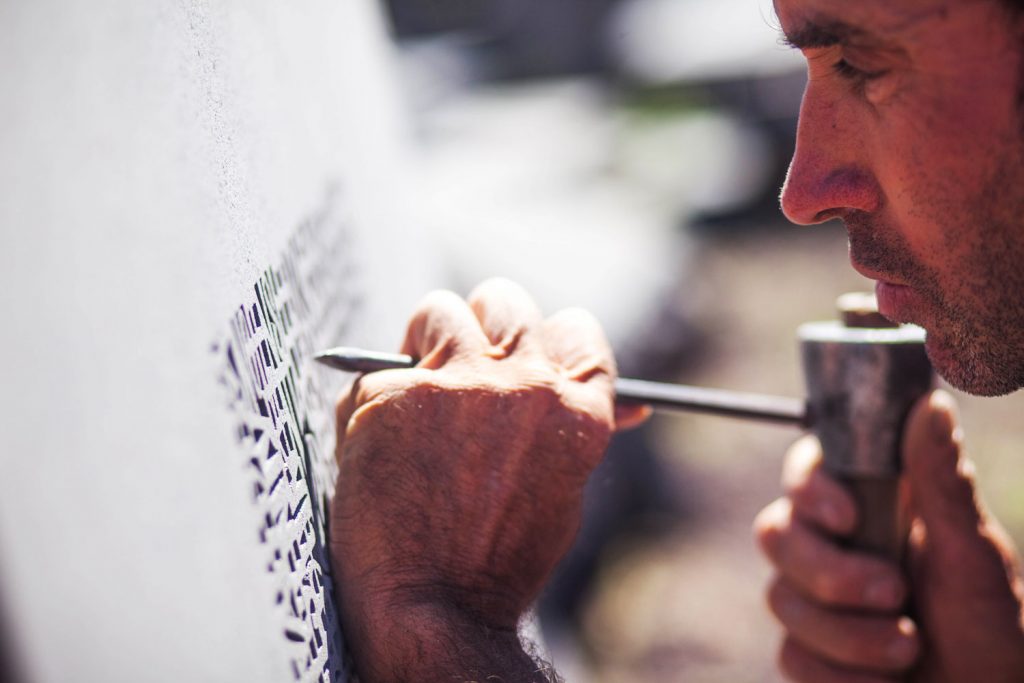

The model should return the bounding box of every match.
[329,278,645,683]
[755,390,1024,682]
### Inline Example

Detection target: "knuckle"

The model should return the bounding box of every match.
[812,564,872,608]
[569,352,615,382]
[489,323,529,357]
[414,332,462,369]
[414,288,464,319]
[809,558,867,605]
[811,571,846,603]
[489,360,560,397]
[407,291,470,354]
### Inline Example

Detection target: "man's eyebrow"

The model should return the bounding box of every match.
[781,20,870,49]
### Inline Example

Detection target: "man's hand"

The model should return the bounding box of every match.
[755,390,1024,682]
[329,278,644,683]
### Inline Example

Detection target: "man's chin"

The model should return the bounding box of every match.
[924,332,1020,397]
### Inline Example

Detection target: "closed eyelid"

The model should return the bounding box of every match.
[804,45,895,76]
[802,46,850,76]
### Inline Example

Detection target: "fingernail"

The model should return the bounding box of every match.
[863,577,901,608]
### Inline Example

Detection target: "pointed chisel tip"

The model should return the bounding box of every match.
[312,347,416,373]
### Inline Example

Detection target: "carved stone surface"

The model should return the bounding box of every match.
[215,184,361,682]
[0,2,439,681]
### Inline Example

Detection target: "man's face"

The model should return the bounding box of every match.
[776,0,1024,396]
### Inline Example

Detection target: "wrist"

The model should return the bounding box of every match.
[341,593,550,683]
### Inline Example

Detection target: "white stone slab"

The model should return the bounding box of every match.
[0,2,440,681]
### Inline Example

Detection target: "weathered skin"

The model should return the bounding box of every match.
[757,393,1024,682]
[757,0,1024,680]
[777,0,1024,397]
[329,278,645,682]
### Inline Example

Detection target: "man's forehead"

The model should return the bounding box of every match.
[773,0,958,47]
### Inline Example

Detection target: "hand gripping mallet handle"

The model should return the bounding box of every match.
[799,295,935,561]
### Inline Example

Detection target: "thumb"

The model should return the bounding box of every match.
[903,389,1018,588]
[902,394,1024,683]
[903,389,977,552]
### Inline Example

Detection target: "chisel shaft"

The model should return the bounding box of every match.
[314,346,808,427]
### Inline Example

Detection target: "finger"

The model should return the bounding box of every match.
[768,579,920,673]
[783,435,858,536]
[778,637,904,683]
[755,498,906,610]
[401,289,490,368]
[903,389,981,551]
[903,389,1023,613]
[541,307,616,384]
[466,278,545,359]
[542,308,649,431]
[613,403,652,431]
[541,307,618,427]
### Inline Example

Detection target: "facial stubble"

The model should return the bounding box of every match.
[845,147,1024,397]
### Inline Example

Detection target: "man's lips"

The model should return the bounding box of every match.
[875,281,915,322]
[849,260,916,321]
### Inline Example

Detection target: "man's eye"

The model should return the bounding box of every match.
[833,58,885,82]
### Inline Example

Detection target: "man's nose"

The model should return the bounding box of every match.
[780,90,881,225]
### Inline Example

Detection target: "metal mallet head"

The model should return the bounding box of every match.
[798,294,935,559]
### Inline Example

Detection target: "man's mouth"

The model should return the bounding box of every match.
[848,260,916,322]
[874,281,916,322]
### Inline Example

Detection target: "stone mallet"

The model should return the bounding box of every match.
[315,293,933,560]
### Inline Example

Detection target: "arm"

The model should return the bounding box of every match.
[755,390,1024,682]
[328,278,644,683]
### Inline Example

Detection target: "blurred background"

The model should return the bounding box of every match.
[378,0,1024,681]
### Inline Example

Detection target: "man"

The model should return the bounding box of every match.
[753,0,1024,680]
[330,1,1024,681]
